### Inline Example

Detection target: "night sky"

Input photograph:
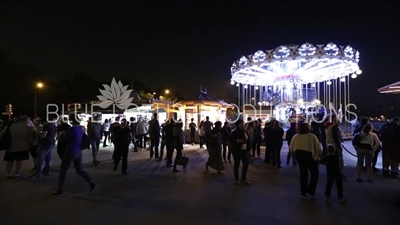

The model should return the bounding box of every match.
[1,1,399,110]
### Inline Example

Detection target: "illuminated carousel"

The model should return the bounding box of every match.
[230,42,362,122]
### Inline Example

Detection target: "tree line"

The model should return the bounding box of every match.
[0,49,180,117]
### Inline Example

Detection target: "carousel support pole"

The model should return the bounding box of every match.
[242,85,245,107]
[237,84,240,107]
[347,75,350,127]
[343,77,347,120]
[253,86,256,106]
[247,86,249,105]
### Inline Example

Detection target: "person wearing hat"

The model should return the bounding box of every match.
[229,119,250,184]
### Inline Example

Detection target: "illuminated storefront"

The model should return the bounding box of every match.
[174,91,229,130]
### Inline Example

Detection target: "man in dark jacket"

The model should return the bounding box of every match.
[379,117,400,178]
[163,119,175,167]
[263,119,274,163]
[149,113,161,159]
[129,117,138,152]
[110,117,120,160]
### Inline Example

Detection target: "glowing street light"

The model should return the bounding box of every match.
[34,82,44,116]
[230,81,235,85]
[165,89,170,94]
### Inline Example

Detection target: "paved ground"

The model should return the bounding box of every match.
[0,141,399,225]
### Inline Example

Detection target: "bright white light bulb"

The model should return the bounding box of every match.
[340,77,346,82]
[355,69,362,75]
[230,81,235,85]
[255,86,259,90]
[236,83,240,87]
[351,74,357,79]
[244,85,248,89]
[327,81,332,85]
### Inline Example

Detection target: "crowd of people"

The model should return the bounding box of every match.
[0,112,399,200]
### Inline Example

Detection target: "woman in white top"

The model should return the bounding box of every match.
[290,122,322,199]
[354,124,380,182]
[102,119,110,147]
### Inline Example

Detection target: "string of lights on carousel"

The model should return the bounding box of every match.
[229,42,362,122]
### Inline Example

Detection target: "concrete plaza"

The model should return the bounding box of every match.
[0,141,399,225]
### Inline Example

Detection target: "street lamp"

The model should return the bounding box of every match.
[34,82,44,116]
[165,89,170,94]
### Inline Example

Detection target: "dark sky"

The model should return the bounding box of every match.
[1,1,399,108]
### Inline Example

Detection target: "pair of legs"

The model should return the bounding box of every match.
[199,136,204,148]
[295,150,319,197]
[6,160,23,175]
[286,148,297,165]
[35,144,55,177]
[29,145,38,169]
[166,140,174,166]
[382,143,399,177]
[173,146,183,172]
[55,151,94,194]
[138,134,147,148]
[4,150,29,176]
[150,136,160,158]
[158,139,165,161]
[232,149,250,183]
[271,142,283,167]
[252,138,261,158]
[131,135,138,151]
[103,131,110,147]
[91,138,101,164]
[190,131,195,144]
[222,142,231,162]
[372,148,381,169]
[356,148,373,181]
[264,142,272,163]
[113,144,129,174]
[325,173,343,199]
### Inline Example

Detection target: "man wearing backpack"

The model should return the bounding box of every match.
[379,117,400,178]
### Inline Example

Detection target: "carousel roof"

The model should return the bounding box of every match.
[378,81,400,94]
[175,91,229,106]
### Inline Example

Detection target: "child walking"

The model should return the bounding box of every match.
[321,144,346,203]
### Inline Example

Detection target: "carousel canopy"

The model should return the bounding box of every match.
[378,81,400,94]
[175,91,230,106]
